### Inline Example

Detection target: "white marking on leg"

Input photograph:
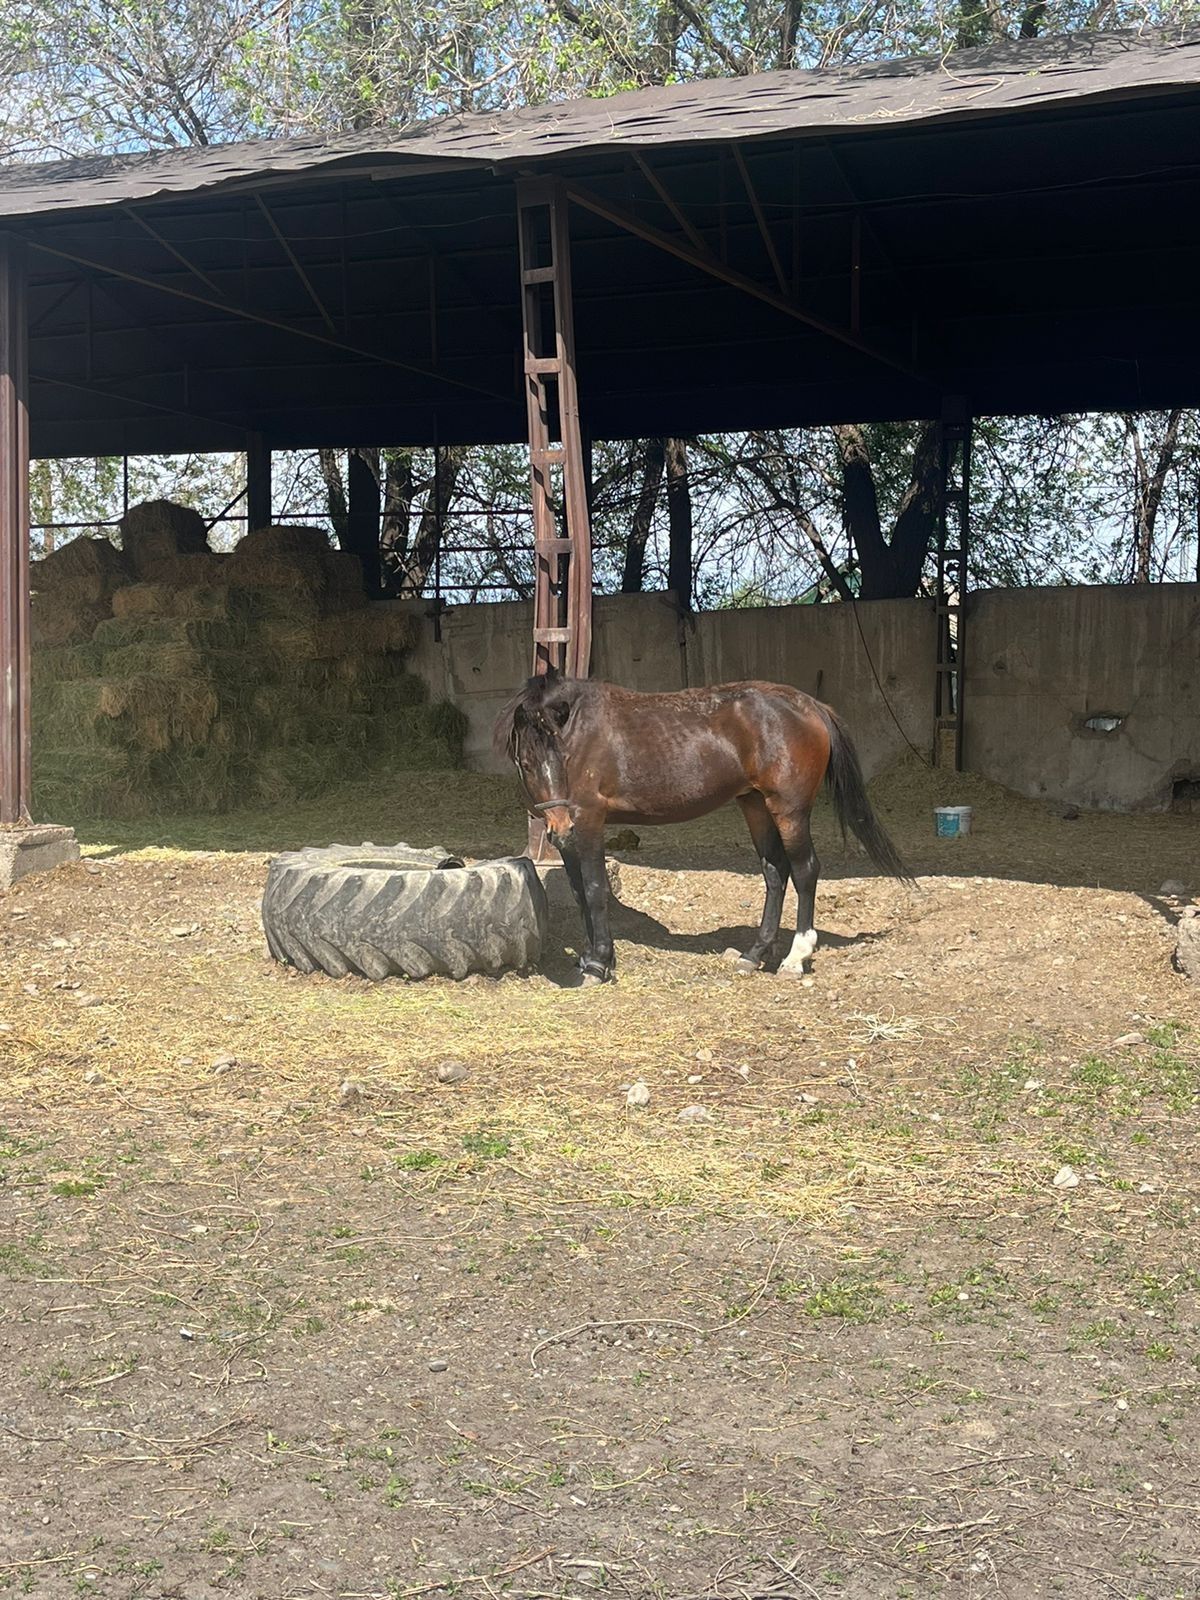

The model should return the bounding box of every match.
[779,928,817,974]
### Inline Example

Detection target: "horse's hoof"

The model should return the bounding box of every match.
[777,962,808,979]
[735,956,760,975]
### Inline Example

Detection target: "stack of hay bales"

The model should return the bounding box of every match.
[31,502,467,819]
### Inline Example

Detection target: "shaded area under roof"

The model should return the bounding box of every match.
[4,25,1200,456]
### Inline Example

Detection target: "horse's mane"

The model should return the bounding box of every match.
[493,669,592,763]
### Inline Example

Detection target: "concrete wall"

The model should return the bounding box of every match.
[392,582,1200,812]
[393,590,934,777]
[965,583,1200,811]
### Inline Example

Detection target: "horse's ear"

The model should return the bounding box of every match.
[544,663,560,683]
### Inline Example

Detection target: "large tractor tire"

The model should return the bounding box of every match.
[261,843,548,980]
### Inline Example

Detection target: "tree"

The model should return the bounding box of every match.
[1125,410,1185,583]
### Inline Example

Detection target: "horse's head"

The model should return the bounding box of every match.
[494,667,581,841]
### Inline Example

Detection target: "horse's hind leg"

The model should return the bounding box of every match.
[735,793,790,974]
[764,802,821,976]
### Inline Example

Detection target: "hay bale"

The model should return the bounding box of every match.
[32,643,103,682]
[134,551,232,588]
[375,604,420,653]
[29,536,132,645]
[119,499,210,576]
[375,703,466,770]
[366,672,428,712]
[30,536,131,593]
[333,605,417,653]
[147,748,241,812]
[93,616,244,655]
[254,620,340,664]
[112,583,235,621]
[251,745,350,805]
[33,676,220,753]
[30,594,110,648]
[250,677,366,721]
[234,524,332,559]
[226,527,366,613]
[33,747,151,819]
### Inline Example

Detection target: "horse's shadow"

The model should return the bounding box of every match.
[543,894,888,985]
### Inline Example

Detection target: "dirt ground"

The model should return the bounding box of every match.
[1,762,1198,1600]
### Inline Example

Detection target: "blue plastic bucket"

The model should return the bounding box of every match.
[934,805,973,838]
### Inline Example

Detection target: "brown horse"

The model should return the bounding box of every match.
[495,667,912,983]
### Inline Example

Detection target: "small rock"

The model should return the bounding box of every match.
[625,1081,650,1108]
[677,1105,714,1124]
[74,994,103,1009]
[49,937,72,950]
[338,1078,364,1107]
[800,1093,818,1105]
[731,1064,750,1080]
[435,1059,469,1085]
[722,947,743,964]
[211,1054,238,1073]
[1159,879,1190,898]
[1053,1164,1080,1189]
[686,1073,703,1085]
[84,863,102,876]
[179,1327,198,1341]
[695,1048,714,1064]
[428,1358,448,1373]
[83,1069,105,1086]
[1023,1078,1043,1092]
[1113,1033,1144,1049]
[1138,1182,1155,1194]
[169,924,198,938]
[1060,807,1080,821]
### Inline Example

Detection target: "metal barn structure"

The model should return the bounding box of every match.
[2,25,1199,822]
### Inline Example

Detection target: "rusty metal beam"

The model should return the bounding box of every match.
[122,206,226,298]
[255,193,338,334]
[632,155,712,258]
[32,370,243,435]
[732,146,790,300]
[563,180,923,383]
[0,235,31,822]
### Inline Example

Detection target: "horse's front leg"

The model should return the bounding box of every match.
[572,815,615,984]
[558,841,595,964]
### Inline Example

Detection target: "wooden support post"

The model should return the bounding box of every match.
[246,432,272,531]
[347,447,382,596]
[0,235,31,823]
[516,178,594,857]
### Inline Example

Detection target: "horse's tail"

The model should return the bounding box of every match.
[816,704,914,886]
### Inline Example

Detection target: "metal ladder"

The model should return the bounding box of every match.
[516,178,593,681]
[934,415,972,771]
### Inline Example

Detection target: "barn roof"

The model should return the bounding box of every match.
[3,26,1198,219]
[5,25,1200,455]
